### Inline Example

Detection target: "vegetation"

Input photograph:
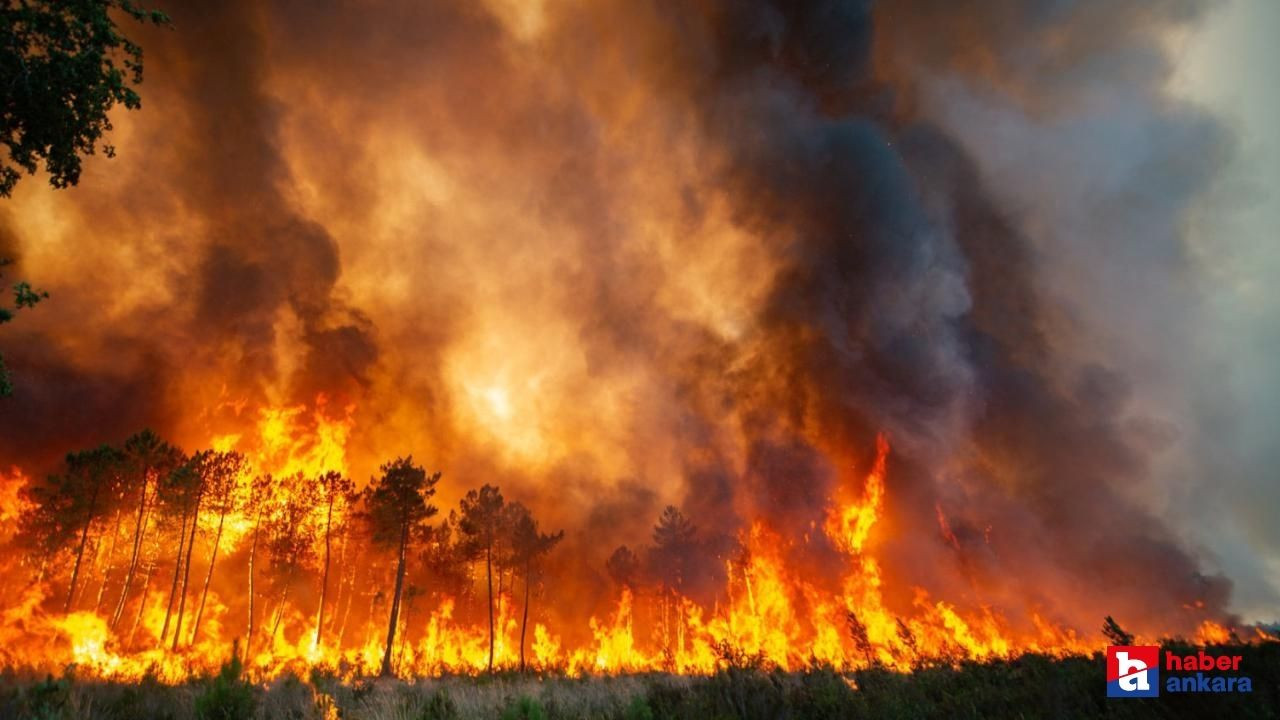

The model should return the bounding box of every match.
[456,484,507,674]
[508,502,564,672]
[14,430,577,678]
[9,428,1276,697]
[362,457,440,677]
[2,1,166,397]
[0,0,169,197]
[193,649,256,720]
[0,642,1276,719]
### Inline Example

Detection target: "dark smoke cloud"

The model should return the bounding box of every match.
[611,0,1238,631]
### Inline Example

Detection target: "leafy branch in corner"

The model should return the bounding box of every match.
[1,0,171,197]
[0,258,48,396]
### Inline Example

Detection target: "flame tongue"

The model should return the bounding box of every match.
[0,417,1235,680]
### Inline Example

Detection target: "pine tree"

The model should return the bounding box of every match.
[457,484,506,673]
[362,457,439,677]
[507,502,563,672]
[189,450,247,646]
[313,470,355,651]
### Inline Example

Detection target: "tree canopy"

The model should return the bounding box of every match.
[1,0,169,197]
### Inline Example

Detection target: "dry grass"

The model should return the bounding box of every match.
[3,642,1278,719]
[320,673,672,720]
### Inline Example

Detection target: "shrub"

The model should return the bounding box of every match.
[418,688,458,720]
[500,694,547,720]
[21,673,73,720]
[624,694,654,720]
[194,652,256,720]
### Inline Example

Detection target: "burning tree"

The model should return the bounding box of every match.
[188,450,247,646]
[244,472,274,660]
[156,453,202,649]
[362,456,439,677]
[419,518,472,601]
[507,501,564,672]
[16,445,127,613]
[262,472,321,647]
[110,430,182,630]
[648,505,696,656]
[313,470,356,651]
[456,484,506,673]
[606,545,641,591]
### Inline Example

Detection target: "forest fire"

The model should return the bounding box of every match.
[0,0,1271,701]
[0,415,1245,682]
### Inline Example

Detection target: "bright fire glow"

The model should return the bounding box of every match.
[1,424,1243,683]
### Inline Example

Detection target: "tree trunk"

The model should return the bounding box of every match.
[94,509,124,612]
[171,494,201,650]
[380,523,409,677]
[246,516,261,661]
[520,557,531,672]
[190,508,226,645]
[396,591,415,669]
[331,529,350,645]
[337,559,356,648]
[269,576,292,645]
[486,543,495,673]
[314,495,335,650]
[75,530,104,610]
[112,470,150,628]
[129,557,154,647]
[159,508,189,645]
[64,480,102,613]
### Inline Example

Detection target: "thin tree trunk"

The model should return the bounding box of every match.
[337,559,356,648]
[396,591,415,668]
[75,530,104,610]
[190,509,226,645]
[520,557,531,672]
[113,468,151,629]
[159,508,189,645]
[270,577,292,645]
[172,493,202,650]
[94,509,124,612]
[246,516,261,661]
[330,529,350,645]
[486,543,495,673]
[496,569,504,625]
[314,495,335,650]
[380,523,409,677]
[64,481,102,613]
[130,557,154,646]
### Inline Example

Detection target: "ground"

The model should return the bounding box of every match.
[2,644,1277,719]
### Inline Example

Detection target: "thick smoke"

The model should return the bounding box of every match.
[0,0,1249,636]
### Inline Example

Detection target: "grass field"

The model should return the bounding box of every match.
[2,642,1276,719]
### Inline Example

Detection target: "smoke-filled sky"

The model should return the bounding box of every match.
[1165,0,1280,623]
[1,0,1277,629]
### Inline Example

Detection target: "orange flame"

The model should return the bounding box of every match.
[0,420,1261,681]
